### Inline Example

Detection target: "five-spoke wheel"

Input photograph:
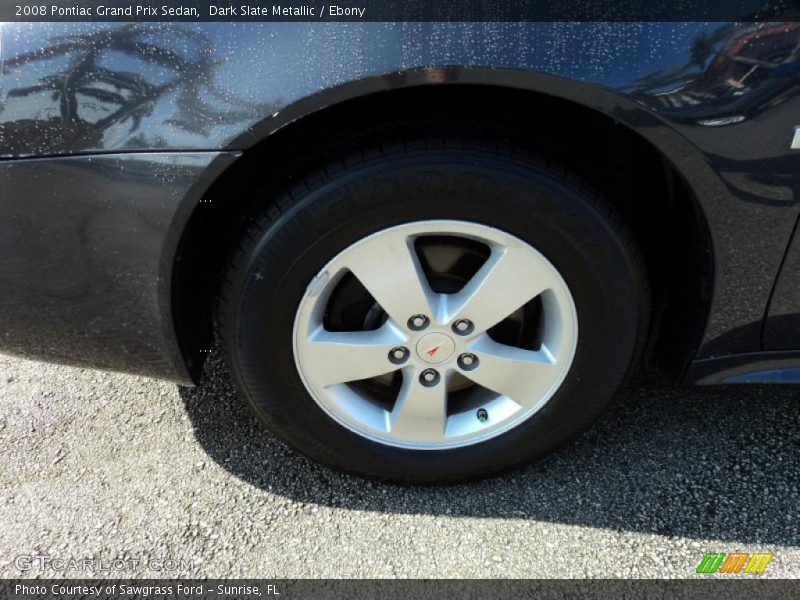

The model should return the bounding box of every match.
[293,221,578,449]
[219,137,647,481]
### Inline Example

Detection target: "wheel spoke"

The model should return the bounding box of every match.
[344,230,436,327]
[389,369,448,441]
[465,335,560,406]
[302,323,406,387]
[447,243,558,334]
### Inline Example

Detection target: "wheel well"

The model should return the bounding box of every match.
[173,84,712,382]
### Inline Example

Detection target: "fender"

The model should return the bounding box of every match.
[1,22,798,383]
[215,58,799,361]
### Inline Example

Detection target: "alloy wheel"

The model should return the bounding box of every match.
[292,220,579,450]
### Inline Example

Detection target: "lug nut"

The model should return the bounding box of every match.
[419,368,440,387]
[408,314,430,331]
[452,319,474,335]
[457,353,479,371]
[388,346,409,364]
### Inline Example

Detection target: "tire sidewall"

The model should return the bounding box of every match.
[223,152,645,481]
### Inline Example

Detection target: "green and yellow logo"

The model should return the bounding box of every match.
[696,552,773,575]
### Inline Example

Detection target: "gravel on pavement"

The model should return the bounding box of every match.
[1,351,798,578]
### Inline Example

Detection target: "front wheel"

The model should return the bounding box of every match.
[219,138,649,482]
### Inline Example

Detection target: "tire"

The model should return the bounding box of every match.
[219,138,649,483]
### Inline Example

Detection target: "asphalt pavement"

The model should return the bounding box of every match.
[1,351,798,578]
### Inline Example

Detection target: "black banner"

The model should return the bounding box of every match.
[2,0,800,22]
[1,580,800,599]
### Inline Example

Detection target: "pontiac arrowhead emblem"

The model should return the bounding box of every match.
[425,344,442,358]
[416,333,455,364]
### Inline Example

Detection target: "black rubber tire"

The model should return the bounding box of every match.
[218,138,649,483]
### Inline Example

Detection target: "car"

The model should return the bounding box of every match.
[1,21,799,482]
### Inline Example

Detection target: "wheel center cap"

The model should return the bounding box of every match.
[416,332,456,364]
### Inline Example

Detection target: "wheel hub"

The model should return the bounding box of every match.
[415,332,455,364]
